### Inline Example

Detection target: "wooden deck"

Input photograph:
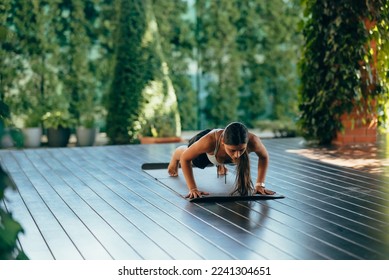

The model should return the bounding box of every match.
[1,137,388,260]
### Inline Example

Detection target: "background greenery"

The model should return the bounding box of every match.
[0,0,388,145]
[0,0,304,140]
[299,0,389,144]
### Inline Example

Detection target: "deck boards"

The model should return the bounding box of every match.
[1,137,388,260]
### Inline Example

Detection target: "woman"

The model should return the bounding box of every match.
[168,122,275,199]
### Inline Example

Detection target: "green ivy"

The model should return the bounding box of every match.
[299,0,389,144]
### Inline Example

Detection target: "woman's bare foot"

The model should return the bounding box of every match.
[217,164,228,175]
[168,160,179,177]
[167,145,187,177]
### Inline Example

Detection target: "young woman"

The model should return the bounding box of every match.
[168,122,275,199]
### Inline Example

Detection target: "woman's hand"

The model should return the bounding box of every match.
[254,183,275,195]
[185,188,210,199]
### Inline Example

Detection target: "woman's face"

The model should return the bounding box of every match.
[224,143,247,162]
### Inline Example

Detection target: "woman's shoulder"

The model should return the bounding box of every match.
[212,128,224,136]
[247,132,262,151]
[203,129,223,144]
[190,129,219,153]
[248,131,260,141]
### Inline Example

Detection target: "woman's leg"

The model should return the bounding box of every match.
[168,145,187,176]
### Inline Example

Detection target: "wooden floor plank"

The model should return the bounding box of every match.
[55,148,209,259]
[20,151,118,260]
[138,190,267,259]
[268,160,389,209]
[1,137,388,260]
[3,188,54,260]
[34,149,162,260]
[69,149,240,259]
[6,170,83,260]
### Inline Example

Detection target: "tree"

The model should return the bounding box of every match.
[2,0,61,126]
[106,0,181,144]
[235,0,302,126]
[53,0,95,125]
[199,0,242,127]
[195,0,302,128]
[88,0,118,130]
[0,0,17,127]
[106,0,147,144]
[153,0,197,130]
[139,1,181,138]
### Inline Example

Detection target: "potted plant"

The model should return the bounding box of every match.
[0,126,23,149]
[75,91,105,146]
[139,112,182,144]
[0,103,24,149]
[42,110,75,147]
[21,109,44,148]
[76,107,104,147]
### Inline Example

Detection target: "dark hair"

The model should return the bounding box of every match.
[223,122,254,196]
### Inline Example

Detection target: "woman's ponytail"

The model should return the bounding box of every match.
[231,151,254,196]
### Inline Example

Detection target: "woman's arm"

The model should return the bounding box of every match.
[180,132,215,198]
[248,133,275,195]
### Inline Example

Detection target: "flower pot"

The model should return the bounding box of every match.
[1,132,14,148]
[22,127,42,148]
[76,127,98,147]
[332,100,378,145]
[139,136,183,144]
[47,127,71,147]
[1,128,24,148]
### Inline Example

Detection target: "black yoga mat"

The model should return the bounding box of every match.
[142,163,285,202]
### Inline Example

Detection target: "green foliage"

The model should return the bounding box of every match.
[255,119,299,138]
[2,0,61,127]
[42,111,76,129]
[196,0,302,128]
[0,166,28,260]
[2,0,307,140]
[141,111,179,138]
[106,0,148,144]
[0,0,21,102]
[0,92,24,148]
[107,0,181,144]
[374,2,389,132]
[299,0,389,144]
[237,0,302,126]
[2,0,103,132]
[23,107,45,128]
[197,0,241,127]
[53,0,97,126]
[153,0,197,130]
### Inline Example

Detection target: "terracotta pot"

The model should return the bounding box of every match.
[139,136,183,144]
[333,103,377,145]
